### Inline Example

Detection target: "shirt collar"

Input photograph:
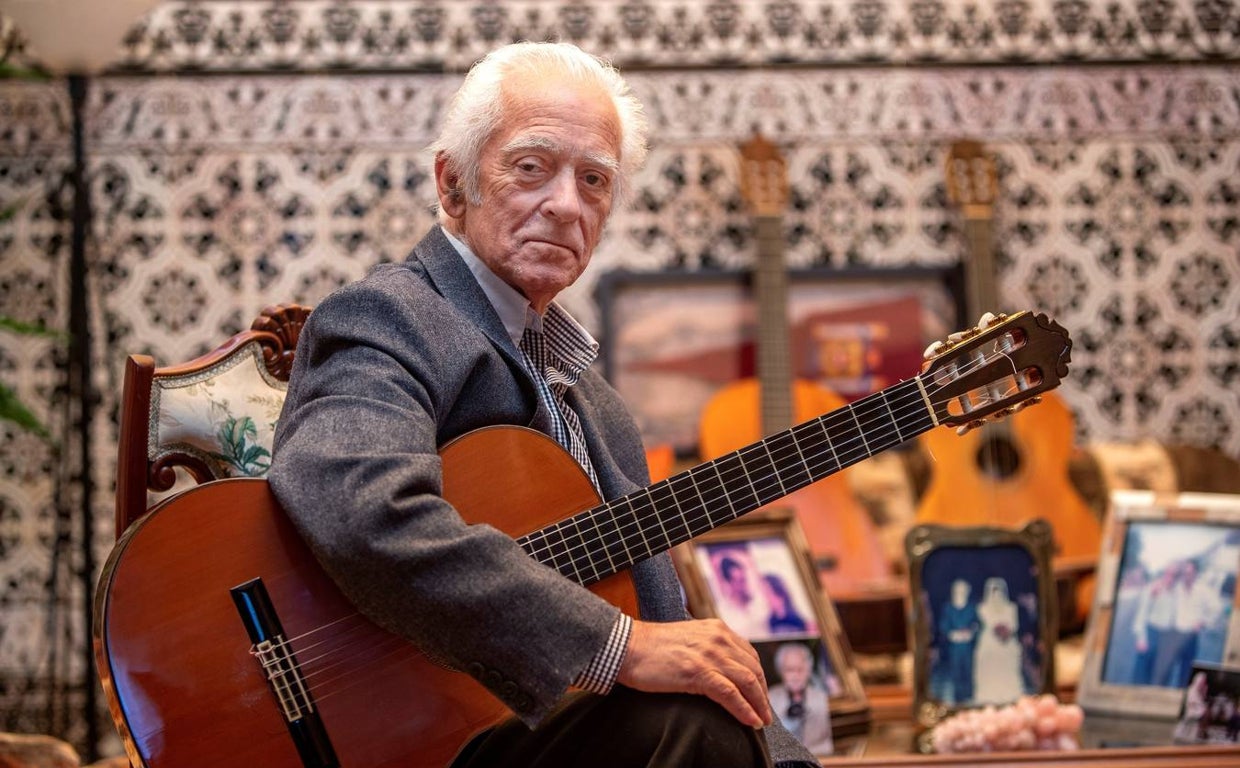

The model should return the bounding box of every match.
[444,227,529,348]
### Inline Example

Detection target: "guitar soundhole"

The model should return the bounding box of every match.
[976,433,1022,480]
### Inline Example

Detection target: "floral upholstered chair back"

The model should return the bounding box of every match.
[114,304,311,536]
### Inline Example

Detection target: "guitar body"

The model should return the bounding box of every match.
[699,378,890,594]
[915,391,1101,562]
[95,427,636,768]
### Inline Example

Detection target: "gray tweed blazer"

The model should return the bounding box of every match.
[269,226,815,765]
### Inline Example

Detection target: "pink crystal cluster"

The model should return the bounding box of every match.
[930,694,1085,753]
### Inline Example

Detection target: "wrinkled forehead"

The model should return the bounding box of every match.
[495,72,622,150]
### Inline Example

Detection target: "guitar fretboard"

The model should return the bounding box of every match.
[517,376,935,586]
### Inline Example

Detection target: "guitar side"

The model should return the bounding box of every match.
[94,429,637,768]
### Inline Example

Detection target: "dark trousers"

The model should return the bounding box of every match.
[451,687,774,768]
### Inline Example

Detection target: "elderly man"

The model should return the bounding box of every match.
[269,42,817,768]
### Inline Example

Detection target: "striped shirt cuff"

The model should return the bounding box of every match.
[573,613,633,695]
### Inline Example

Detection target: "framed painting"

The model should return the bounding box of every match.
[671,508,870,748]
[593,265,965,457]
[905,520,1058,727]
[1078,491,1240,719]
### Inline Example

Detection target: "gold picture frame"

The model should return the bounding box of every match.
[671,508,870,746]
[905,520,1058,728]
[1077,490,1240,719]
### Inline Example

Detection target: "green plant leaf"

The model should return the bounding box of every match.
[0,383,50,438]
[0,315,64,340]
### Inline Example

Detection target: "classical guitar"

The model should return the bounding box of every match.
[916,140,1102,569]
[699,133,890,595]
[96,311,1071,768]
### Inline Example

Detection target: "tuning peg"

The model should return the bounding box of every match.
[1010,396,1042,414]
[955,418,987,436]
[923,339,948,359]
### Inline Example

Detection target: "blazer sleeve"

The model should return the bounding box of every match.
[268,278,618,725]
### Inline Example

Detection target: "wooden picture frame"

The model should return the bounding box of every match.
[1078,491,1240,719]
[905,520,1058,727]
[671,508,870,746]
[593,265,965,457]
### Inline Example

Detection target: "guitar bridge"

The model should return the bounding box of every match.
[232,578,340,768]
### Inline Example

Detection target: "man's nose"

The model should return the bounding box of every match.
[540,169,583,221]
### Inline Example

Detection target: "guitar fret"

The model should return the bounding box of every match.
[881,388,904,443]
[849,406,872,457]
[666,474,702,546]
[565,514,600,584]
[624,493,657,564]
[684,466,722,538]
[709,460,740,519]
[543,523,577,579]
[759,439,787,496]
[645,483,679,553]
[737,443,781,507]
[815,416,843,474]
[820,410,862,468]
[601,499,631,570]
[791,418,834,479]
[855,391,900,456]
[766,430,811,490]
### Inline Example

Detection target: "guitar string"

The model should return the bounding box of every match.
[521,340,1035,582]
[521,369,998,580]
[250,336,1037,696]
[522,386,928,583]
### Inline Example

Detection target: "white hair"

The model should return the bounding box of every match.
[429,42,649,216]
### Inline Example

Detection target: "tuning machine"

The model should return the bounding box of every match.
[922,312,1011,360]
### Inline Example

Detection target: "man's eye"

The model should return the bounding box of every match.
[583,172,609,189]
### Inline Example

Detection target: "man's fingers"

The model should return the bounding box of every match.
[701,667,767,728]
[617,619,772,727]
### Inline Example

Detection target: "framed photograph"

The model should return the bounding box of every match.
[1078,491,1240,719]
[906,520,1058,727]
[671,508,870,746]
[593,265,964,456]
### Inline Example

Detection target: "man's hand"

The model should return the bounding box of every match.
[617,618,772,729]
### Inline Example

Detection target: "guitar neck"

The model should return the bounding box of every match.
[754,214,794,433]
[516,376,936,586]
[963,216,999,318]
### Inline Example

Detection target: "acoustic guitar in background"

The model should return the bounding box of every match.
[915,140,1102,590]
[698,133,891,595]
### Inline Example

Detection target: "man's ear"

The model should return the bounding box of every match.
[434,154,466,219]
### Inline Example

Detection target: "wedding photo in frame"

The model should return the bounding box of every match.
[670,509,870,747]
[593,265,964,457]
[905,520,1058,727]
[1078,491,1240,720]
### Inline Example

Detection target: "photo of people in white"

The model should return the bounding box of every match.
[922,544,1044,708]
[1102,522,1240,689]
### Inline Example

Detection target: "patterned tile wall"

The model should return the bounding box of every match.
[0,0,1238,757]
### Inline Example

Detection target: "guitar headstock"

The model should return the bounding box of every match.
[739,132,788,218]
[921,311,1072,434]
[945,139,997,222]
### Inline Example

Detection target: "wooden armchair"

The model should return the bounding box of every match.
[113,303,311,536]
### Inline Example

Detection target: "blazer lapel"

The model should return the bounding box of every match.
[408,226,555,437]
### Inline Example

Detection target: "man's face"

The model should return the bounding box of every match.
[952,579,970,607]
[439,73,622,312]
[778,649,812,692]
